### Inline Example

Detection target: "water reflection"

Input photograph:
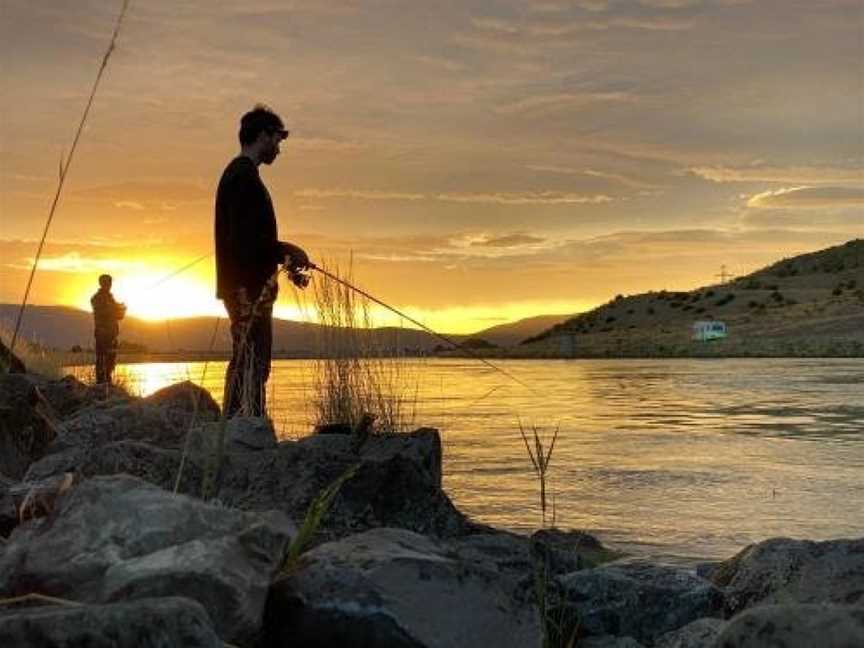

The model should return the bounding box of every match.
[74,357,864,564]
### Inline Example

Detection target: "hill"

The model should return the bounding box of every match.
[469,314,571,348]
[0,305,456,358]
[517,239,864,358]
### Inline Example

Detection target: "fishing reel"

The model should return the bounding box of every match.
[283,264,313,289]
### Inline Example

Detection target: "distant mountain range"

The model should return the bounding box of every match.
[6,240,860,359]
[0,304,570,356]
[517,239,864,357]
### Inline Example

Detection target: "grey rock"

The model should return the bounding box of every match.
[226,416,278,450]
[715,604,864,648]
[24,381,218,481]
[0,596,221,647]
[712,537,864,615]
[581,636,645,648]
[19,413,474,544]
[555,560,724,643]
[654,617,726,648]
[0,474,295,644]
[266,527,543,648]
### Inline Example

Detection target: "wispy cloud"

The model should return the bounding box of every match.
[746,186,864,209]
[691,165,864,185]
[469,234,547,248]
[527,164,662,189]
[294,188,426,201]
[436,191,613,205]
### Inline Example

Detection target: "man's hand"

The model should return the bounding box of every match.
[280,242,311,270]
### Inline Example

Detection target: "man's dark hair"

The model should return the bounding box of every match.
[98,274,112,288]
[239,104,286,145]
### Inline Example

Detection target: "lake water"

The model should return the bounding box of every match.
[108,357,864,566]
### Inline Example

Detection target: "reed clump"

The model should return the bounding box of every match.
[519,419,559,527]
[309,261,417,434]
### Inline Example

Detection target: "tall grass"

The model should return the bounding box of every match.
[309,261,417,434]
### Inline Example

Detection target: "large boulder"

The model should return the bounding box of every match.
[555,560,725,644]
[715,604,864,648]
[0,474,296,645]
[204,427,474,542]
[265,527,543,648]
[0,596,222,648]
[712,537,864,615]
[24,381,219,481]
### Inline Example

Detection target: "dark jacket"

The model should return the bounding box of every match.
[214,156,284,300]
[90,289,125,342]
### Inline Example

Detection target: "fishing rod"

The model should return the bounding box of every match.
[294,263,538,395]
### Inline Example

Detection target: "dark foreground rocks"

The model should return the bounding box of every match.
[715,604,864,647]
[0,597,222,648]
[555,560,724,644]
[266,527,542,648]
[0,475,296,645]
[711,536,864,614]
[1,374,862,647]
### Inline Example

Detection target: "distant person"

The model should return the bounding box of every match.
[90,274,126,384]
[215,104,311,417]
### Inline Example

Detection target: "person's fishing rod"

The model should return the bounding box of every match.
[285,262,538,395]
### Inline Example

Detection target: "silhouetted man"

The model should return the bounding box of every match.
[90,274,126,384]
[215,105,310,417]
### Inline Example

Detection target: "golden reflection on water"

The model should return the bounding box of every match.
[70,357,864,564]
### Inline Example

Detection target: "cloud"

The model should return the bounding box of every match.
[9,252,146,274]
[691,165,864,185]
[470,234,547,248]
[746,186,864,209]
[496,91,634,115]
[436,191,613,205]
[114,201,146,211]
[527,164,662,189]
[295,188,614,206]
[294,188,425,201]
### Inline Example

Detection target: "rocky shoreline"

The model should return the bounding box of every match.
[0,372,861,647]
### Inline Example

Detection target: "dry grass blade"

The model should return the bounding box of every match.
[518,420,560,527]
[9,0,132,359]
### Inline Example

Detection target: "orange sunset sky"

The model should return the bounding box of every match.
[1,1,862,333]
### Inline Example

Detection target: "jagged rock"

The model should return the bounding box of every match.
[715,604,864,648]
[24,381,218,481]
[712,537,864,615]
[555,560,724,644]
[0,475,296,645]
[654,617,726,648]
[213,427,472,542]
[265,527,543,648]
[0,374,59,479]
[0,596,222,648]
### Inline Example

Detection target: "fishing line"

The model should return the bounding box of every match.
[304,263,538,395]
